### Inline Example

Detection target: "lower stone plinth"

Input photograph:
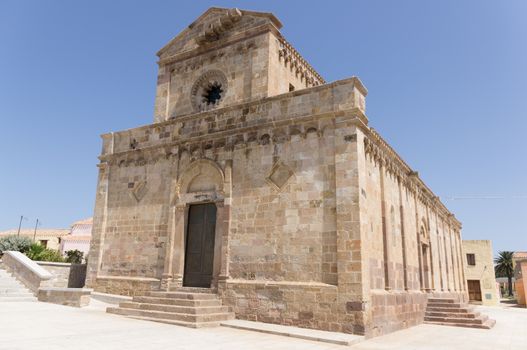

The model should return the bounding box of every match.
[38,287,92,307]
[219,279,346,333]
[367,290,468,337]
[90,276,160,296]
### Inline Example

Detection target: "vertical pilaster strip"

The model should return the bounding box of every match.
[171,204,186,287]
[85,162,110,288]
[161,206,176,290]
[219,160,232,281]
[451,225,463,292]
[165,68,172,119]
[437,215,445,291]
[414,194,424,291]
[379,162,391,290]
[397,178,408,290]
[456,228,467,292]
[425,205,435,291]
[334,119,365,334]
[449,226,458,291]
[443,225,451,292]
[86,133,114,289]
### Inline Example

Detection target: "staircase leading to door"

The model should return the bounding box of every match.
[0,263,37,302]
[107,287,234,328]
[424,298,495,329]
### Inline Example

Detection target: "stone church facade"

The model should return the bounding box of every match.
[86,8,468,337]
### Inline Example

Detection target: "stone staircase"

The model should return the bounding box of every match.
[0,264,37,302]
[107,287,234,328]
[424,298,495,329]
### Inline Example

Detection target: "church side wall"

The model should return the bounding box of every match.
[359,131,467,337]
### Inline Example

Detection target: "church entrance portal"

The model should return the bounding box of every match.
[183,203,217,288]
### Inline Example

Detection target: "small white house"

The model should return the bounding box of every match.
[60,218,92,259]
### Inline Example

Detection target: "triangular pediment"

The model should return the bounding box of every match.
[157,7,282,59]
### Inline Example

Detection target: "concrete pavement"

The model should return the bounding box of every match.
[0,301,525,350]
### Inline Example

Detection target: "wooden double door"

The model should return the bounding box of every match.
[183,203,217,288]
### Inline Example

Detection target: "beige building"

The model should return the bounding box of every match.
[86,7,475,337]
[0,229,70,251]
[462,240,499,306]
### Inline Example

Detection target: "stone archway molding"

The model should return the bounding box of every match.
[171,158,226,206]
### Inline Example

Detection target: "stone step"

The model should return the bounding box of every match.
[122,315,221,328]
[145,291,219,300]
[170,287,215,294]
[427,302,463,309]
[427,306,474,313]
[107,306,234,323]
[426,311,480,319]
[119,301,230,315]
[133,296,221,307]
[427,298,456,303]
[425,318,496,329]
[424,314,488,325]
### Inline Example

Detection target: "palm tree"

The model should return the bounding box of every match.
[495,251,514,297]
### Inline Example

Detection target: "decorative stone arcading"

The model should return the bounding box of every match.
[277,37,325,86]
[363,129,461,229]
[105,117,333,170]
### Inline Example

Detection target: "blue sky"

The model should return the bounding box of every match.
[0,1,525,253]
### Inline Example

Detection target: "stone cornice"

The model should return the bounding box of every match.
[158,23,279,67]
[363,128,461,229]
[157,7,282,57]
[99,109,354,164]
[101,76,366,139]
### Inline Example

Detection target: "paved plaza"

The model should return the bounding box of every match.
[0,301,525,350]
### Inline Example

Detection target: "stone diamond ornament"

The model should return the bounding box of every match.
[267,161,294,190]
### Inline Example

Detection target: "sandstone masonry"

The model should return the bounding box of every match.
[86,7,468,337]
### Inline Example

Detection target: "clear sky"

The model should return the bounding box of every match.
[0,1,525,253]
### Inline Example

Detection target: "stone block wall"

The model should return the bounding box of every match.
[38,287,92,307]
[86,77,367,296]
[38,262,71,288]
[221,280,341,331]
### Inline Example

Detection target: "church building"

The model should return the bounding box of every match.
[86,8,486,337]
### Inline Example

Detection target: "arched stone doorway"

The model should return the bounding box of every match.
[161,159,231,290]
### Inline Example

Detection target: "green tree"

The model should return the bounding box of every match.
[65,249,84,264]
[25,243,64,262]
[495,251,514,297]
[0,235,32,256]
